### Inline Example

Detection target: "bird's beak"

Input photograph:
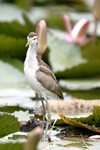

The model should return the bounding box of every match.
[25,40,31,47]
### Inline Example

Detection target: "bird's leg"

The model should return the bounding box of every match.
[40,97,46,139]
[44,99,51,140]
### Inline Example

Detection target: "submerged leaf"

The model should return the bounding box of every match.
[0,114,20,138]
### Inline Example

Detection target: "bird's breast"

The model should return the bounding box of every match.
[24,61,43,95]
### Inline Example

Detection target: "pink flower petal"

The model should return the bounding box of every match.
[63,14,72,35]
[78,36,93,46]
[65,35,73,43]
[71,18,90,42]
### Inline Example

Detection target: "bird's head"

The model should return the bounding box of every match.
[25,32,38,47]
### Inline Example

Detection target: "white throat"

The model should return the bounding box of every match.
[24,41,39,70]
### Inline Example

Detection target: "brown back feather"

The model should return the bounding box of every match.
[36,57,64,99]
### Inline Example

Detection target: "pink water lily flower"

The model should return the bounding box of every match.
[36,20,47,58]
[63,14,93,46]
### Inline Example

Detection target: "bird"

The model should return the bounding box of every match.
[24,32,64,140]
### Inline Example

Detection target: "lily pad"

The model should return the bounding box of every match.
[56,60,100,79]
[8,134,27,140]
[47,29,87,73]
[1,58,24,72]
[82,37,100,61]
[0,3,25,24]
[60,106,100,133]
[59,79,100,90]
[12,110,32,122]
[0,143,24,150]
[62,88,100,100]
[0,106,29,113]
[0,114,20,138]
[0,60,26,88]
[0,35,26,59]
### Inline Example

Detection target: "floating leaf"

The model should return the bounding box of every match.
[56,60,100,79]
[82,37,100,61]
[0,114,20,138]
[8,134,27,140]
[62,88,100,100]
[0,35,26,60]
[0,21,28,38]
[60,114,100,133]
[23,13,35,32]
[14,0,31,11]
[60,106,100,133]
[13,110,31,122]
[47,29,87,73]
[0,60,26,88]
[46,13,65,30]
[0,3,25,24]
[0,106,29,113]
[0,143,24,150]
[34,0,89,12]
[59,79,100,90]
[1,58,24,73]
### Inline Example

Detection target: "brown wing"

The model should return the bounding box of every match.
[37,56,51,70]
[36,65,64,99]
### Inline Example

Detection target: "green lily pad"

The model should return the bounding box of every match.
[0,21,28,38]
[59,79,100,90]
[0,143,24,150]
[0,3,25,24]
[14,0,30,11]
[60,106,100,130]
[0,35,27,60]
[56,60,100,79]
[47,29,87,73]
[82,37,100,61]
[0,106,33,114]
[63,88,100,100]
[0,114,20,138]
[8,134,27,140]
[1,58,24,72]
[0,60,26,88]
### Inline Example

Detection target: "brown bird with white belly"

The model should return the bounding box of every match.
[24,32,64,140]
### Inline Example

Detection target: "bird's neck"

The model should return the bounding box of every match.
[25,43,39,69]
